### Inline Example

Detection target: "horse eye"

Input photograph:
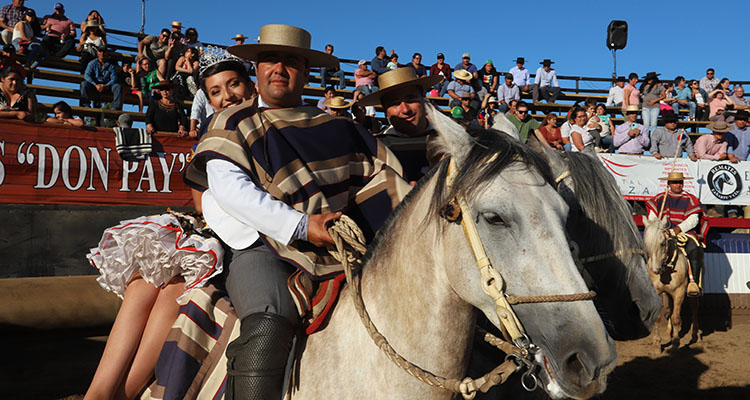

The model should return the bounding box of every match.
[481,212,508,227]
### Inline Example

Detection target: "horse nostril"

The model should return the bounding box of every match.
[563,352,591,387]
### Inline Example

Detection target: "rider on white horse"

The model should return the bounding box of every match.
[645,172,707,297]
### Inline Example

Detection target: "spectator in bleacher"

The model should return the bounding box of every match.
[0,0,29,45]
[116,112,132,128]
[649,113,696,161]
[317,86,335,114]
[184,27,203,55]
[622,72,639,111]
[322,96,352,118]
[371,46,388,77]
[0,64,35,121]
[606,76,625,107]
[429,52,451,97]
[319,44,345,90]
[231,33,247,45]
[80,45,122,110]
[640,72,665,132]
[509,57,530,92]
[13,8,46,78]
[570,107,595,153]
[446,69,474,108]
[594,103,614,151]
[77,20,105,73]
[145,80,187,135]
[0,43,23,78]
[386,53,400,70]
[121,61,143,112]
[350,90,380,134]
[354,59,376,95]
[137,28,169,81]
[477,60,498,96]
[407,52,426,78]
[41,3,74,58]
[173,47,199,98]
[614,105,650,154]
[45,100,82,127]
[690,79,709,121]
[454,53,478,80]
[138,56,162,99]
[80,10,105,40]
[729,86,749,110]
[699,68,718,94]
[456,92,477,123]
[727,110,750,162]
[716,78,732,97]
[478,94,499,129]
[535,112,564,150]
[188,89,211,138]
[709,89,734,122]
[496,73,519,113]
[507,101,540,143]
[670,76,695,120]
[695,120,732,160]
[531,59,561,104]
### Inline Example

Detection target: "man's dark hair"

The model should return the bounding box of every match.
[185,27,198,39]
[628,72,638,81]
[160,28,170,35]
[324,86,336,94]
[674,76,685,85]
[707,68,715,74]
[325,44,333,50]
[412,52,421,59]
[53,101,73,116]
[375,46,384,56]
[516,101,529,110]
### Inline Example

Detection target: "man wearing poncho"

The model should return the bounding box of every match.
[184,24,410,399]
[646,172,708,297]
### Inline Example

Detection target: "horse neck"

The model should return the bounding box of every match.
[360,177,476,373]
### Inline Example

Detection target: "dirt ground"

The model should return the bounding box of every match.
[2,313,749,399]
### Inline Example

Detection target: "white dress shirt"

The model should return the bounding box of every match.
[533,67,558,87]
[606,85,624,106]
[509,66,530,87]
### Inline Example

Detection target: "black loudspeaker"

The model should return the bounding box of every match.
[606,20,628,50]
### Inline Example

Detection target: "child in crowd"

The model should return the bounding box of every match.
[45,101,83,127]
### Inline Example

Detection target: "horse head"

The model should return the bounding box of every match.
[643,213,670,275]
[426,105,617,399]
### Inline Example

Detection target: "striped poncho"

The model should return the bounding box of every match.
[184,99,412,278]
[646,191,709,243]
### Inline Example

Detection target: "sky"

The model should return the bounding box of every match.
[50,0,749,87]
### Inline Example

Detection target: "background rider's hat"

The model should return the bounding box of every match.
[322,96,352,109]
[357,68,441,106]
[231,34,248,41]
[227,24,338,68]
[658,172,693,181]
[707,120,733,133]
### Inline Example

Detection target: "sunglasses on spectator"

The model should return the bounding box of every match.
[517,110,528,114]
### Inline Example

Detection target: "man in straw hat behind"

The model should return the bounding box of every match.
[358,67,442,180]
[646,172,708,296]
[184,24,410,399]
[322,95,352,118]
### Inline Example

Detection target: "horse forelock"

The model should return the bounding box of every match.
[428,128,554,223]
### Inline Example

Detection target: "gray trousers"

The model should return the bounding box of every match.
[223,241,299,325]
[532,84,561,103]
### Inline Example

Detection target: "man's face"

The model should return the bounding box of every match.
[171,25,181,33]
[517,62,524,69]
[706,70,714,79]
[616,81,625,88]
[665,121,677,131]
[158,31,169,44]
[460,97,471,108]
[543,65,550,72]
[668,181,684,194]
[413,54,421,64]
[96,50,107,63]
[736,119,747,129]
[12,0,23,7]
[378,48,386,58]
[736,87,744,98]
[677,79,686,89]
[382,86,427,136]
[437,56,444,63]
[516,107,529,120]
[331,108,347,117]
[256,52,309,108]
[462,57,470,66]
[325,45,333,55]
[505,77,513,86]
[627,112,638,122]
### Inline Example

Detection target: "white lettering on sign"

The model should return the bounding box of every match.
[120,160,139,192]
[0,140,5,186]
[87,146,110,191]
[62,145,87,190]
[157,152,177,193]
[136,158,158,192]
[34,143,60,189]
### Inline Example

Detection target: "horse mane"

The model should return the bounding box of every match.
[642,216,665,254]
[428,128,554,222]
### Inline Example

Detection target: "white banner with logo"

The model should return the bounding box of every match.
[598,154,750,205]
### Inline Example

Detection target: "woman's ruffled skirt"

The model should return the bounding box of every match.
[86,211,223,300]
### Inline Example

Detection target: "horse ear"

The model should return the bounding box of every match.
[425,102,473,164]
[647,213,658,222]
[532,135,568,178]
[490,113,521,142]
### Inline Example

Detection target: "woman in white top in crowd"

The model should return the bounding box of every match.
[570,107,594,152]
[76,20,106,73]
[13,9,46,73]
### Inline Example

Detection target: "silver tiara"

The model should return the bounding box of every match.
[199,45,239,75]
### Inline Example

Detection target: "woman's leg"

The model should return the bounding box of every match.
[116,278,185,399]
[84,277,160,400]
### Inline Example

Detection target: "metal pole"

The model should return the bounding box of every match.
[612,50,617,84]
[139,0,145,34]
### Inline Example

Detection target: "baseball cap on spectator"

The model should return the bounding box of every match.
[484,59,493,66]
[117,113,133,129]
[735,110,749,121]
[451,106,465,119]
[54,3,65,10]
[462,53,470,59]
[437,53,444,59]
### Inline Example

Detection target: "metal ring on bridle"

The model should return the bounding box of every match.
[521,366,540,392]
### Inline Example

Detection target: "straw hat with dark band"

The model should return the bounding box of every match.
[322,96,352,109]
[707,120,733,133]
[659,172,693,181]
[357,68,442,106]
[228,24,338,68]
[231,34,248,41]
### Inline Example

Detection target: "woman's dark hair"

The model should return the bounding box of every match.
[718,78,730,88]
[640,76,659,92]
[200,60,250,92]
[186,27,198,40]
[0,64,22,79]
[53,101,73,116]
[595,103,607,113]
[628,72,638,81]
[185,47,198,58]
[87,10,104,23]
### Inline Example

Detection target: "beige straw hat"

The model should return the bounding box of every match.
[707,120,733,133]
[231,34,248,41]
[453,69,473,81]
[658,172,693,181]
[322,96,352,109]
[227,24,338,68]
[357,68,441,106]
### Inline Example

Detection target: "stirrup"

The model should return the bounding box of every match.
[687,281,701,297]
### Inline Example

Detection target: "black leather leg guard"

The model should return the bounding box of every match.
[686,243,704,285]
[225,312,295,400]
